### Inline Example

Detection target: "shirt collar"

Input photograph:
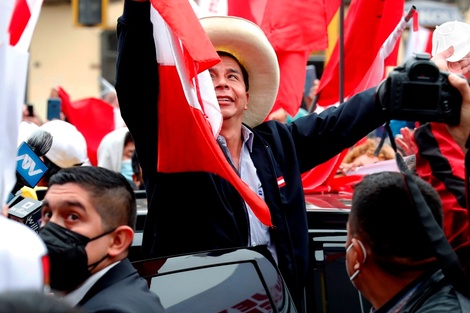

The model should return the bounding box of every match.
[241,125,254,152]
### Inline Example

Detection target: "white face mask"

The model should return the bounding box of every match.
[346,240,367,282]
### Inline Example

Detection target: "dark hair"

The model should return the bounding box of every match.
[48,166,137,231]
[217,51,249,91]
[349,171,442,273]
[131,150,140,176]
[0,290,84,313]
[124,131,134,147]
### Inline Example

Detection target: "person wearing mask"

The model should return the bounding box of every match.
[38,166,165,313]
[115,0,470,310]
[346,171,470,312]
[97,127,136,189]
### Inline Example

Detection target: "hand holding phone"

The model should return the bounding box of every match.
[47,98,62,120]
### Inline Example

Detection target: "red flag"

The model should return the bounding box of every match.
[8,0,31,46]
[57,87,115,166]
[302,0,407,193]
[151,0,273,227]
[317,0,405,107]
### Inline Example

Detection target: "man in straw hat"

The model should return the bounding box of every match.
[115,1,470,311]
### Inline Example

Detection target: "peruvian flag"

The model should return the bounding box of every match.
[197,0,339,117]
[0,0,42,205]
[316,0,406,108]
[151,0,272,226]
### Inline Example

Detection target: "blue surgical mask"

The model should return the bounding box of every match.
[120,159,133,182]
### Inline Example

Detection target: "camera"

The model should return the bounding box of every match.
[376,53,462,125]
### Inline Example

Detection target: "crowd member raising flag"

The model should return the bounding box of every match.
[115,0,399,310]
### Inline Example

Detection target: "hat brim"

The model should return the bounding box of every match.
[200,16,280,128]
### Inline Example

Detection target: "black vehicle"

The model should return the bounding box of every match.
[132,247,297,313]
[132,191,370,313]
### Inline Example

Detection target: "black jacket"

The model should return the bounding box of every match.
[78,259,165,313]
[115,0,387,309]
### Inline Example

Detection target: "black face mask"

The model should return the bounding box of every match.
[39,222,114,292]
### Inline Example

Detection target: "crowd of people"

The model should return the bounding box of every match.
[2,0,470,312]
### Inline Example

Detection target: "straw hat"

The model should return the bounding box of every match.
[200,16,280,128]
[432,20,470,62]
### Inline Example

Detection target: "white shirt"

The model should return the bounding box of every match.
[218,126,278,263]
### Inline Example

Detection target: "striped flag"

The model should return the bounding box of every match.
[150,0,273,226]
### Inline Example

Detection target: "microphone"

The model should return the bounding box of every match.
[8,197,44,233]
[7,130,52,232]
[12,130,51,192]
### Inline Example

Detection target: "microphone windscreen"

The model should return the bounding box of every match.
[27,130,53,157]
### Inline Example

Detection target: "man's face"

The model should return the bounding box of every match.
[209,55,249,123]
[41,183,111,271]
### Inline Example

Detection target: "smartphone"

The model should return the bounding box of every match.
[47,98,62,120]
[26,104,34,117]
[304,65,317,98]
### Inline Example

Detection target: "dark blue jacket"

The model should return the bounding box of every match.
[115,1,387,309]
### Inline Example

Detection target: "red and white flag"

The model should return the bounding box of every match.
[151,0,272,226]
[0,0,43,205]
[302,0,408,193]
[316,0,406,108]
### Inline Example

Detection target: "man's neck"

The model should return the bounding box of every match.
[220,124,244,170]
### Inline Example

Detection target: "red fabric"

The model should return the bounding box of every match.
[153,0,273,227]
[316,0,405,107]
[59,93,115,166]
[8,0,31,46]
[228,0,332,117]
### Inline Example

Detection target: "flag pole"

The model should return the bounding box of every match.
[339,0,345,105]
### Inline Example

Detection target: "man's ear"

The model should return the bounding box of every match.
[352,238,367,265]
[107,225,134,257]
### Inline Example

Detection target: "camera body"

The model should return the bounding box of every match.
[377,53,462,125]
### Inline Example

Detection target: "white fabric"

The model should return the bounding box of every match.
[39,120,88,168]
[0,216,47,292]
[432,20,470,62]
[18,121,39,146]
[97,127,129,172]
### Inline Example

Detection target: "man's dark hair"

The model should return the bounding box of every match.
[349,171,442,274]
[217,51,249,91]
[48,166,137,231]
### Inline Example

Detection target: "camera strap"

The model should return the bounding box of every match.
[379,121,470,297]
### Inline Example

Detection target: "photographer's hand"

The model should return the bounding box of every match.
[447,73,470,153]
[432,46,470,75]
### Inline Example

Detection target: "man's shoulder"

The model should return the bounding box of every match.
[404,270,465,312]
